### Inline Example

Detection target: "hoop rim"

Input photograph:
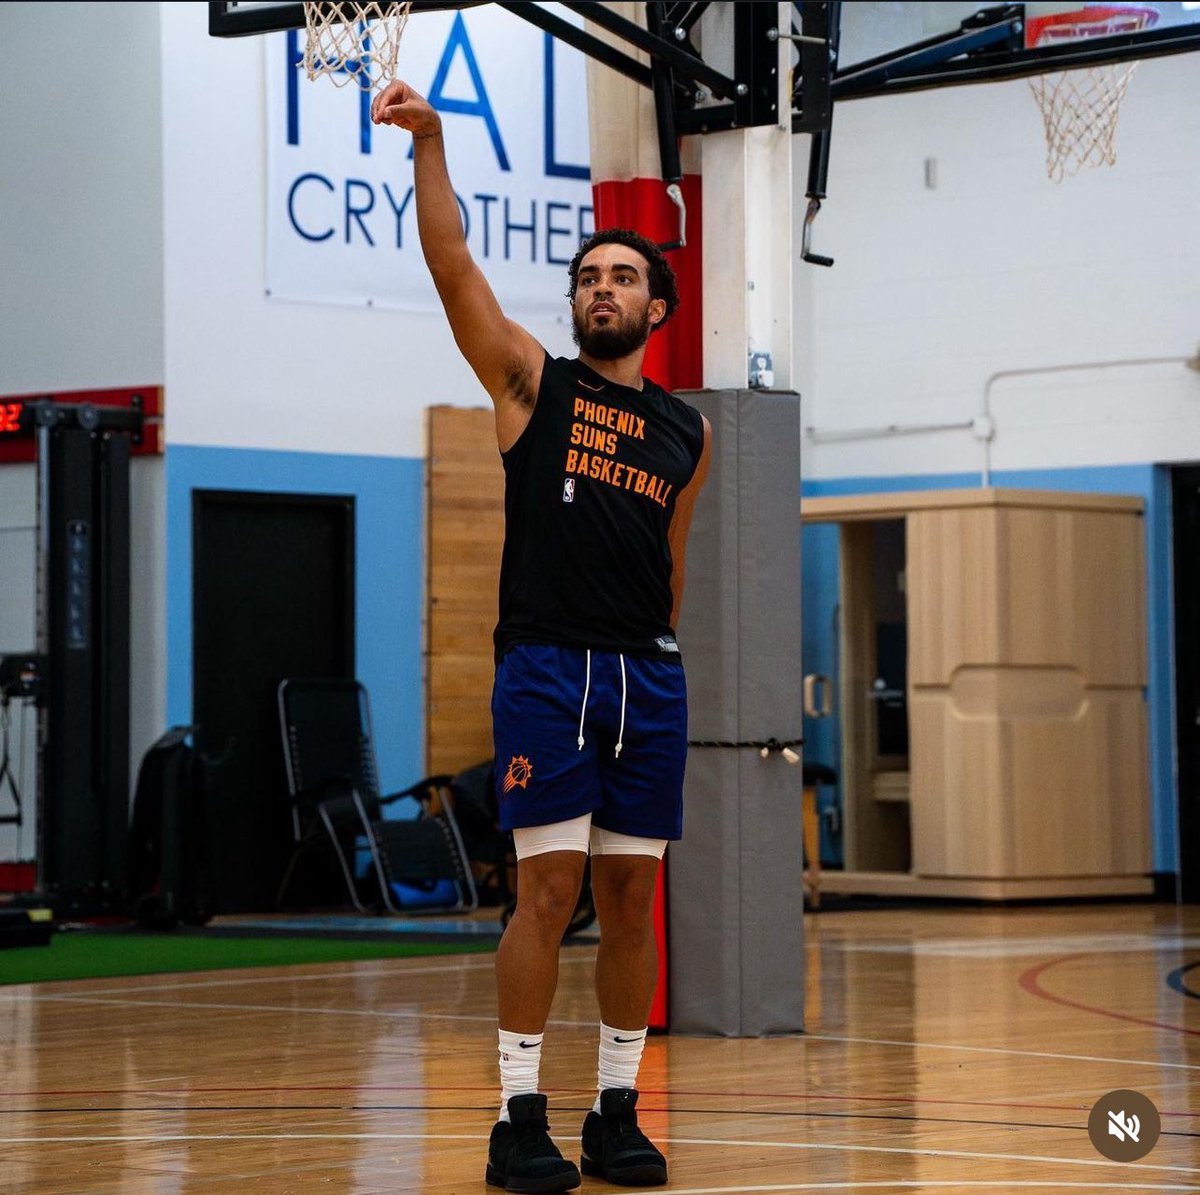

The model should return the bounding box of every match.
[1025,4,1160,49]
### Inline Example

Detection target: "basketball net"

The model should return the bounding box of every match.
[301,2,414,90]
[1026,6,1156,183]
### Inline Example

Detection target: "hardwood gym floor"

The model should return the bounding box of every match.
[3,901,1198,1193]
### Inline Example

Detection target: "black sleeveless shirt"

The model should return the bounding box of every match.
[494,354,705,662]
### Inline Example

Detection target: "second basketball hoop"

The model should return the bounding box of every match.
[302,1,414,90]
[1026,4,1159,182]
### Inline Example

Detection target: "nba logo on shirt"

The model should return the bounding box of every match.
[562,478,575,503]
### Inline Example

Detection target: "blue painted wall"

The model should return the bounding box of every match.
[802,466,1176,873]
[166,445,425,793]
[164,447,1178,875]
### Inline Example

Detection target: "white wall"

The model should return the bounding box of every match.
[799,52,1200,481]
[161,3,579,458]
[0,2,166,858]
[0,3,164,393]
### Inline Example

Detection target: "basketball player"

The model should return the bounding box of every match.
[373,80,711,1193]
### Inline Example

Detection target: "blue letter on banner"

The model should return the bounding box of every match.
[289,173,335,241]
[544,34,589,180]
[423,12,510,171]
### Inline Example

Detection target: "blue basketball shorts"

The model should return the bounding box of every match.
[491,644,689,840]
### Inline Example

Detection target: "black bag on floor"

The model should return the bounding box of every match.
[127,725,216,929]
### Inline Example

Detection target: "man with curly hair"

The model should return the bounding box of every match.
[374,79,711,1193]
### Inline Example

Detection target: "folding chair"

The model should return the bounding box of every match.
[277,678,477,914]
[445,758,515,908]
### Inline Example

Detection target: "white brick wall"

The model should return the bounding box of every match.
[798,51,1200,480]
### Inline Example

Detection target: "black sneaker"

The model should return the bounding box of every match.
[485,1093,581,1193]
[580,1087,667,1186]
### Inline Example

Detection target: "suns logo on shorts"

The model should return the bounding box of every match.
[503,754,533,794]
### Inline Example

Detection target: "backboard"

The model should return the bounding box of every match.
[208,1,482,38]
[834,1,1200,99]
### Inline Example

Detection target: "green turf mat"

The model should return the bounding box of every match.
[0,930,498,985]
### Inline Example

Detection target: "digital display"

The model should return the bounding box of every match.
[0,389,163,464]
[0,402,22,434]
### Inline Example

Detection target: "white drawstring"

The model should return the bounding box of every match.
[615,653,627,759]
[577,649,592,750]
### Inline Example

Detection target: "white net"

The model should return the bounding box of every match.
[1026,8,1154,183]
[302,2,414,91]
[1028,61,1139,182]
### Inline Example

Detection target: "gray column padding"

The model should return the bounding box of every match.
[668,389,805,1036]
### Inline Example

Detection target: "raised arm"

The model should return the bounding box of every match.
[371,81,544,451]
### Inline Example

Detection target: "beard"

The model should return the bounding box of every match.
[571,302,653,360]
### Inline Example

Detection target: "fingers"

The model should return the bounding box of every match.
[373,103,408,127]
[370,79,410,123]
[370,78,439,138]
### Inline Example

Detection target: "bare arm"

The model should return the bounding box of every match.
[667,415,712,628]
[371,81,543,451]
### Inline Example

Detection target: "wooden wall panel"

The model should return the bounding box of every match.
[426,406,503,777]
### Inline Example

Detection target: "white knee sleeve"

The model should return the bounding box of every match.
[512,816,667,860]
[588,826,667,859]
[513,813,592,860]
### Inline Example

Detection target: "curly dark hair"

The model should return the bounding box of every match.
[566,228,680,332]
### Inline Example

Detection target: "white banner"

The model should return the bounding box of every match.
[265,6,593,317]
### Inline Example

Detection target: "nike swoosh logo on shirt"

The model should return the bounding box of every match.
[578,379,605,392]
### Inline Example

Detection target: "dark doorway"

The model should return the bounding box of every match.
[1174,468,1200,903]
[193,490,354,911]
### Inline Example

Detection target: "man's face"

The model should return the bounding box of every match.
[571,243,666,360]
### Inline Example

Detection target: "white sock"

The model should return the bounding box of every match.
[498,1028,543,1122]
[594,1022,647,1112]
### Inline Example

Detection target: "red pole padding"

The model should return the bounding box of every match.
[591,172,703,1031]
[591,175,703,392]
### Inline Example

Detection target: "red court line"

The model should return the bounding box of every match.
[1018,954,1200,1038]
[8,1082,1199,1120]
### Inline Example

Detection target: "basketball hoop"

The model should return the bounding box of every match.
[301,2,414,90]
[1026,5,1157,182]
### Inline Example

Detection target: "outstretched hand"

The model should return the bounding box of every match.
[371,79,441,139]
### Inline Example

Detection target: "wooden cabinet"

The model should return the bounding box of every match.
[803,489,1152,900]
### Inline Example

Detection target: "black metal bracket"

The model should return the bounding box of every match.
[832,4,1025,100]
[802,138,834,268]
[792,0,839,134]
[19,399,145,438]
[646,3,685,250]
[573,1,739,100]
